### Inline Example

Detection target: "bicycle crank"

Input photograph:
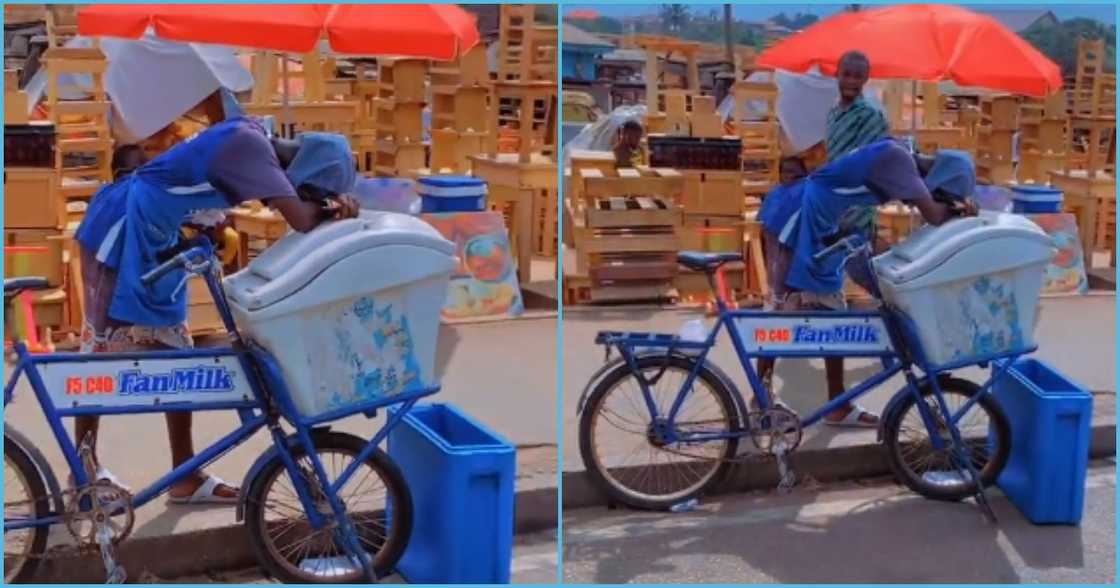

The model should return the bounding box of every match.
[65,481,134,583]
[745,407,803,455]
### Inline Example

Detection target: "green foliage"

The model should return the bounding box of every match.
[572,16,624,36]
[771,12,820,31]
[659,4,691,34]
[1021,17,1116,77]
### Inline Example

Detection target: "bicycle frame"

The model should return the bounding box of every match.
[593,248,1034,448]
[4,243,439,550]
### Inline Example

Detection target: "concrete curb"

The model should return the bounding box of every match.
[34,424,1113,582]
[32,485,559,584]
[560,423,1117,511]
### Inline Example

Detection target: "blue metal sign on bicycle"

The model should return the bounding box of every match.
[41,357,252,409]
[736,316,894,354]
[118,365,236,395]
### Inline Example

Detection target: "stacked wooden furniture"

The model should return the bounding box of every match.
[243,52,359,145]
[975,95,1018,185]
[371,58,428,176]
[1049,38,1117,269]
[44,47,112,227]
[731,79,781,201]
[428,46,491,175]
[634,35,701,134]
[1015,92,1068,185]
[564,167,683,304]
[496,4,557,83]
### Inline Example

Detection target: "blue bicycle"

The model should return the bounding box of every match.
[4,236,438,583]
[577,234,1024,517]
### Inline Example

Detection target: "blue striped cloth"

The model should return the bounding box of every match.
[827,97,890,240]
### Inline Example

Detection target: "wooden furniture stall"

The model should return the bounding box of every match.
[1015,92,1068,185]
[975,95,1018,185]
[496,5,557,83]
[470,153,556,284]
[428,45,491,174]
[731,79,781,196]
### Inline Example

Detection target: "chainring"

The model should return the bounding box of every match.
[746,407,803,455]
[64,481,135,548]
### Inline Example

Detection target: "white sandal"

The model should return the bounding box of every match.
[167,475,239,505]
[824,404,879,428]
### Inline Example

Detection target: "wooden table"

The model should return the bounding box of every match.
[1048,170,1116,265]
[471,153,557,284]
[228,206,289,267]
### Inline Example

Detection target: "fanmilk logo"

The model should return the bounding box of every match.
[118,366,235,395]
[792,324,880,345]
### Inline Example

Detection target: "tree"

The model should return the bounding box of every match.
[659,4,690,34]
[572,16,624,35]
[1021,17,1116,77]
[771,11,819,31]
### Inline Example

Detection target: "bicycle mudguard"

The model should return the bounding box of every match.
[4,426,66,516]
[235,426,335,522]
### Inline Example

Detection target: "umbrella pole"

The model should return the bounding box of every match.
[909,79,917,150]
[281,53,292,138]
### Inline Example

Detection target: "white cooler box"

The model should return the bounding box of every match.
[223,211,456,419]
[872,213,1056,366]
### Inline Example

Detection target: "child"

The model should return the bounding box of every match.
[613,120,646,169]
[111,144,147,181]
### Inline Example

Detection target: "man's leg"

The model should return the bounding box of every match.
[74,416,99,460]
[165,411,239,499]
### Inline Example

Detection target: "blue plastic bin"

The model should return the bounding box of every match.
[418,176,487,213]
[1010,185,1063,214]
[388,403,515,583]
[993,358,1092,524]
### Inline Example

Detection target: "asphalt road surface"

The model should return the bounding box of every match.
[563,460,1117,584]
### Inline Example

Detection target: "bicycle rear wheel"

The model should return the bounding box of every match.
[244,431,412,583]
[4,437,50,583]
[579,355,741,511]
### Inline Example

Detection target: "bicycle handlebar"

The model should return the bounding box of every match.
[140,251,191,286]
[812,234,868,263]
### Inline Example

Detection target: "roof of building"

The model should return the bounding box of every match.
[564,23,615,48]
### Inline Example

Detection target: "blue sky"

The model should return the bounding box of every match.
[563,4,1116,25]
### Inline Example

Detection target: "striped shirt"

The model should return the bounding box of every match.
[826,96,889,162]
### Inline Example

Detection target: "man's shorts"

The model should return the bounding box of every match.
[762,230,847,312]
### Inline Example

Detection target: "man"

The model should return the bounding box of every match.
[613,120,646,169]
[756,139,977,426]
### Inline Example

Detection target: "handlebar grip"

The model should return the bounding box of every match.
[140,253,186,287]
[812,234,865,263]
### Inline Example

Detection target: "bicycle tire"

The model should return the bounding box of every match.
[579,354,741,511]
[4,436,50,583]
[882,377,1011,502]
[244,431,413,583]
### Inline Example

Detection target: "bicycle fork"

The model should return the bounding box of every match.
[903,370,998,523]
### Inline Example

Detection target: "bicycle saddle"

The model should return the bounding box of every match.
[4,277,50,294]
[677,251,743,273]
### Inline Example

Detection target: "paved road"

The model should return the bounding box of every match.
[562,460,1117,584]
[143,529,559,584]
[561,295,1117,471]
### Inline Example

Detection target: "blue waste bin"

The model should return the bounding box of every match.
[388,403,515,583]
[993,358,1093,524]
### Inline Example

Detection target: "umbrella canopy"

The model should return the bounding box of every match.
[25,33,252,142]
[757,4,1062,97]
[77,4,480,60]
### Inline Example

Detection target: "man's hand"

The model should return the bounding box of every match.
[328,195,361,220]
[959,199,979,217]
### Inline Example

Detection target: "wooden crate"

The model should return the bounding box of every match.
[981,95,1019,130]
[4,168,62,229]
[186,277,225,335]
[680,171,744,216]
[377,58,428,103]
[678,214,744,253]
[4,229,65,286]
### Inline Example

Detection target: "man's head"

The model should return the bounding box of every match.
[836,50,871,104]
[272,133,357,201]
[779,156,808,184]
[620,120,644,149]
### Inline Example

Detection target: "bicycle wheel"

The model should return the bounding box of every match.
[579,354,741,511]
[882,377,1010,502]
[4,437,50,583]
[244,431,412,583]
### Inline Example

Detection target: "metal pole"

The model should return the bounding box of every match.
[724,5,733,70]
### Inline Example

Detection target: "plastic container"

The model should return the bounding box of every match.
[353,177,420,215]
[418,175,487,213]
[993,358,1092,524]
[388,403,515,584]
[1010,185,1064,214]
[223,211,456,419]
[873,213,1056,366]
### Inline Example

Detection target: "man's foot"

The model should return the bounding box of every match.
[824,404,878,428]
[168,473,239,504]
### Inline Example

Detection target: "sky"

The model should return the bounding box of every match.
[563,4,1116,26]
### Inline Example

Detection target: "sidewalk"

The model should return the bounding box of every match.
[560,295,1117,508]
[7,317,559,582]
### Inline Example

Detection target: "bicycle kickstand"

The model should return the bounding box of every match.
[953,442,998,524]
[97,525,127,584]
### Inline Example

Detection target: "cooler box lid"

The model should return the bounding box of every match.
[875,212,1054,285]
[224,211,455,311]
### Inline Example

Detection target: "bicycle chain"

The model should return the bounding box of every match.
[648,408,805,466]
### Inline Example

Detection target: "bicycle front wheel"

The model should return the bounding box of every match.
[579,355,741,511]
[882,377,1010,502]
[244,431,412,583]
